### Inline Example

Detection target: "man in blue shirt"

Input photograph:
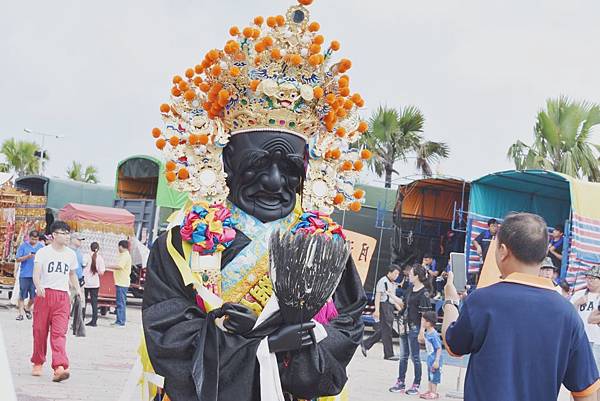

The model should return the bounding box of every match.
[443,213,599,401]
[69,233,86,285]
[15,230,44,321]
[472,218,498,263]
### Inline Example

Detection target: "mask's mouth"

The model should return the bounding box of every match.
[248,190,289,210]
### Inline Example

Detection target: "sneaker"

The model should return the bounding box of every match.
[16,315,24,321]
[384,355,400,361]
[25,310,32,320]
[52,366,70,382]
[31,364,43,377]
[85,322,97,327]
[360,342,367,357]
[406,384,420,395]
[388,380,406,393]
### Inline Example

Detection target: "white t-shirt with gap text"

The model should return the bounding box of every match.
[34,245,77,292]
[571,289,600,344]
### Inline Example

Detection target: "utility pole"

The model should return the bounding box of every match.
[23,128,64,175]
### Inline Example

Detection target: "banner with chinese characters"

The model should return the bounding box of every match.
[344,229,377,285]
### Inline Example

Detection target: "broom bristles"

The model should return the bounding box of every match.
[269,230,350,323]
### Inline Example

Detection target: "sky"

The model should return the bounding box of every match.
[2,0,600,188]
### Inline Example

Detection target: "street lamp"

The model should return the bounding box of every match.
[23,128,65,175]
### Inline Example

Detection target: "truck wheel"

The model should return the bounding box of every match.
[100,306,108,316]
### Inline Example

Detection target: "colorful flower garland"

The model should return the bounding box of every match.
[180,204,237,254]
[290,211,346,240]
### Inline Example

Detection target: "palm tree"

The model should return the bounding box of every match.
[360,105,450,188]
[0,138,44,177]
[67,161,99,184]
[508,96,600,181]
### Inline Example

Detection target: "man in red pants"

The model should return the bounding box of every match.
[31,220,81,382]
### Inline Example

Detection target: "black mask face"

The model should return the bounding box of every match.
[223,131,306,223]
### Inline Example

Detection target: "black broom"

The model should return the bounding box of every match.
[269,229,350,324]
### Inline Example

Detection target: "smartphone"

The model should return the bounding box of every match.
[449,252,467,291]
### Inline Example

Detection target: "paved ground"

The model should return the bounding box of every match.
[0,295,571,401]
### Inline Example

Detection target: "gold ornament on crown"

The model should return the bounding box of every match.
[151,0,372,213]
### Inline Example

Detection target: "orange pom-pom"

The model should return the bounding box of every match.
[188,134,199,145]
[344,99,354,110]
[351,93,362,104]
[254,56,262,66]
[234,52,246,62]
[211,65,222,76]
[354,160,364,171]
[333,193,345,205]
[308,54,320,66]
[313,35,324,45]
[339,58,352,73]
[308,22,320,32]
[199,82,211,93]
[271,48,282,59]
[267,16,277,28]
[330,148,341,159]
[185,68,194,78]
[255,42,266,52]
[252,28,261,39]
[338,75,349,87]
[330,40,340,51]
[156,138,166,150]
[218,89,230,102]
[336,108,347,118]
[313,87,324,99]
[360,149,372,160]
[298,0,313,5]
[342,161,353,171]
[169,136,180,147]
[276,15,285,26]
[309,44,321,54]
[178,168,189,180]
[254,16,264,26]
[208,49,220,61]
[151,128,161,138]
[166,171,176,182]
[193,76,203,86]
[160,104,170,113]
[349,201,362,212]
[172,75,183,84]
[178,80,189,91]
[290,54,303,65]
[325,93,336,105]
[194,64,203,74]
[243,27,254,38]
[229,26,240,36]
[339,87,350,97]
[356,98,365,107]
[358,121,368,133]
[229,66,241,77]
[198,134,209,145]
[165,161,177,171]
[171,87,182,97]
[354,189,365,199]
[183,89,196,101]
[250,80,260,91]
[263,36,274,46]
[325,121,335,132]
[336,97,345,108]
[336,127,346,138]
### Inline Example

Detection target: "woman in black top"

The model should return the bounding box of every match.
[389,264,432,394]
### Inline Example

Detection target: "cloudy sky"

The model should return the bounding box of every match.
[2,0,600,187]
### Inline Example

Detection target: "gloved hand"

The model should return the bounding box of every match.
[214,303,257,335]
[268,321,316,353]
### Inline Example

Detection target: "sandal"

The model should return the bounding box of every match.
[25,310,32,320]
[16,315,24,321]
[421,392,439,399]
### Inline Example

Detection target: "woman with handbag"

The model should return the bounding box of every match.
[83,242,105,327]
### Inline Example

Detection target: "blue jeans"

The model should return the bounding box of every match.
[398,323,422,386]
[115,286,128,325]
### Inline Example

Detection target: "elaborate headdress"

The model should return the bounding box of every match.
[151,0,371,214]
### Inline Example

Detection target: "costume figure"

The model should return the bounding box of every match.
[142,1,371,400]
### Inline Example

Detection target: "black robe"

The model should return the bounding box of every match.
[142,226,366,401]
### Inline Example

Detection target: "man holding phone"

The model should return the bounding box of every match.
[15,230,43,321]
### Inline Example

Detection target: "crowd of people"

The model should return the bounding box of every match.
[12,221,132,382]
[362,213,599,400]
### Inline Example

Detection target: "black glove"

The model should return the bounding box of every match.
[268,321,316,353]
[214,303,257,335]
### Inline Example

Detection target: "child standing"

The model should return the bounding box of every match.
[419,311,443,399]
